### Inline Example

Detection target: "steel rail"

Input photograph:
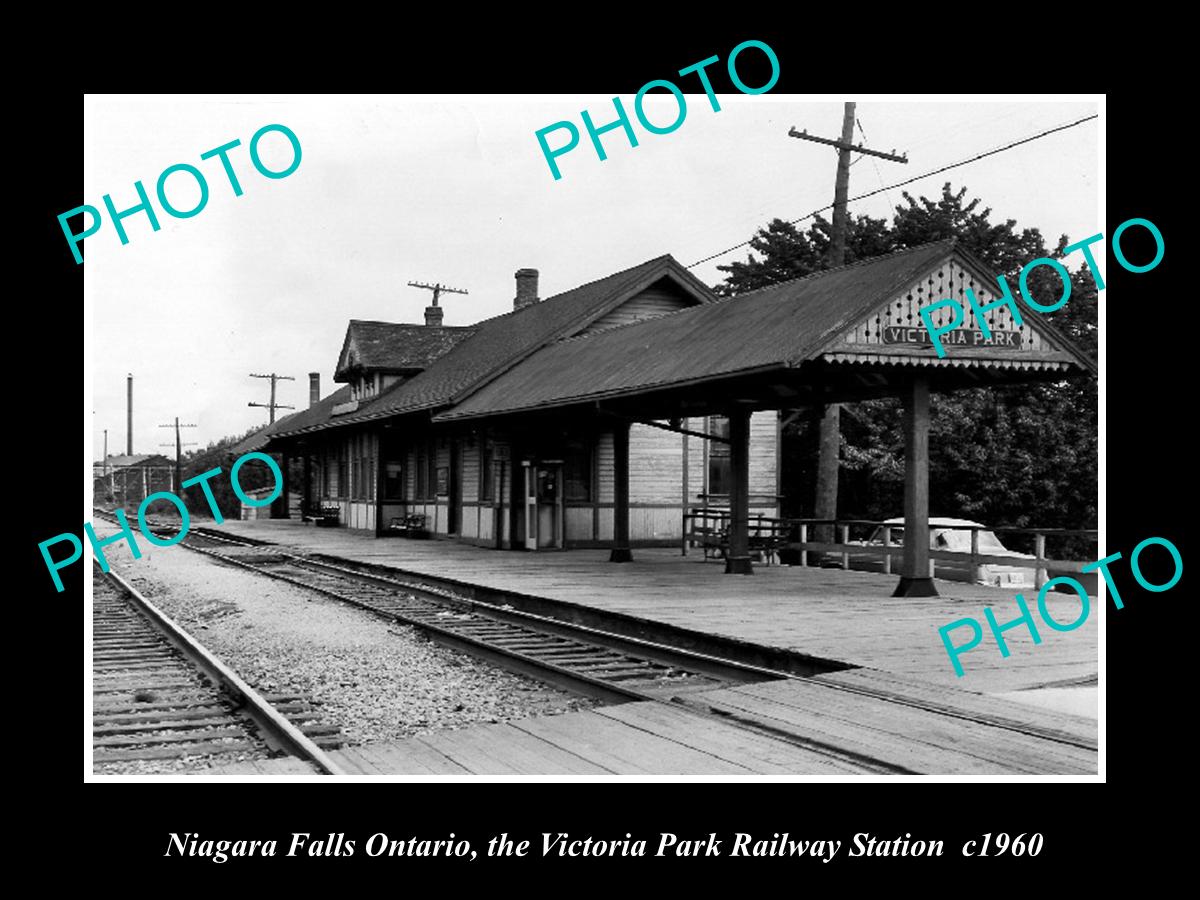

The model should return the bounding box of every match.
[91,510,1095,758]
[94,561,345,775]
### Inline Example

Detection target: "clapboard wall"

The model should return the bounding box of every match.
[579,280,697,336]
[310,412,779,548]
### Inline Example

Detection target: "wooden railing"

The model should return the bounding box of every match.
[683,511,1097,588]
[789,518,1097,588]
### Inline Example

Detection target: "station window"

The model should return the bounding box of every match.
[384,461,404,501]
[336,443,349,499]
[707,416,731,496]
[415,438,438,501]
[564,440,593,502]
[480,444,495,502]
[428,439,439,498]
[351,435,371,500]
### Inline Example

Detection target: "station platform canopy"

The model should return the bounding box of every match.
[432,239,1095,594]
[435,239,1094,425]
[246,239,1095,596]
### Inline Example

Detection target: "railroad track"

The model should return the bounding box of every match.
[93,510,783,703]
[92,561,345,774]
[90,510,1096,768]
[187,551,785,703]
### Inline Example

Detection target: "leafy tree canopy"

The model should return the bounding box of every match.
[178,426,293,521]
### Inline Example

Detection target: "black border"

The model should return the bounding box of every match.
[38,29,1172,882]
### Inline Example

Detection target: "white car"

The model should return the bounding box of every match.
[860,517,1036,588]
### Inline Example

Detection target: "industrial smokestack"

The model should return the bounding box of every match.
[126,373,133,455]
[309,372,320,408]
[514,268,539,310]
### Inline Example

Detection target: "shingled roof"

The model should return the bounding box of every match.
[282,254,716,434]
[435,240,1096,421]
[334,321,474,382]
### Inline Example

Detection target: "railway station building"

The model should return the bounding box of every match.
[245,240,1094,592]
[245,256,781,550]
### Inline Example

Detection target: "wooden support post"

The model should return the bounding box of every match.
[814,403,840,554]
[272,452,291,519]
[725,407,753,575]
[374,436,386,536]
[970,528,981,582]
[302,452,313,519]
[495,454,506,550]
[283,452,292,517]
[893,375,938,597]
[839,523,850,570]
[609,420,633,562]
[681,426,689,556]
[1035,533,1047,589]
[799,523,808,567]
[882,525,892,574]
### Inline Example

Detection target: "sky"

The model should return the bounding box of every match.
[84,95,1099,459]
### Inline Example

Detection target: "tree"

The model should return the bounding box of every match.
[179,426,294,521]
[717,183,1098,557]
[715,213,892,296]
[891,183,1055,277]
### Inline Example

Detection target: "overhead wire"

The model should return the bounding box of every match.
[685,113,1099,269]
[856,116,895,212]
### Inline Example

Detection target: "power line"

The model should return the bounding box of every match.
[686,113,1099,269]
[857,116,895,212]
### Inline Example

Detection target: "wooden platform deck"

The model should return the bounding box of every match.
[219,519,1099,697]
[205,669,1096,776]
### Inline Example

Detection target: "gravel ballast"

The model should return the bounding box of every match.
[89,528,596,757]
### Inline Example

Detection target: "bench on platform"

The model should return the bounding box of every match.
[388,513,429,538]
[683,508,789,565]
[303,503,341,527]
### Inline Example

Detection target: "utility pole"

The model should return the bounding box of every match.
[248,373,296,424]
[126,373,134,455]
[789,103,907,557]
[102,427,111,500]
[159,417,198,494]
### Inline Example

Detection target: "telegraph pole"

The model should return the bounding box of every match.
[789,103,907,555]
[249,373,296,424]
[159,417,197,493]
[126,373,134,455]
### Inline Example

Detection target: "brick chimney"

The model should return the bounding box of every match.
[514,268,539,310]
[424,304,444,327]
[309,372,320,408]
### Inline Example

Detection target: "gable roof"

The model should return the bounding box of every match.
[308,254,715,430]
[436,240,1095,421]
[334,320,474,382]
